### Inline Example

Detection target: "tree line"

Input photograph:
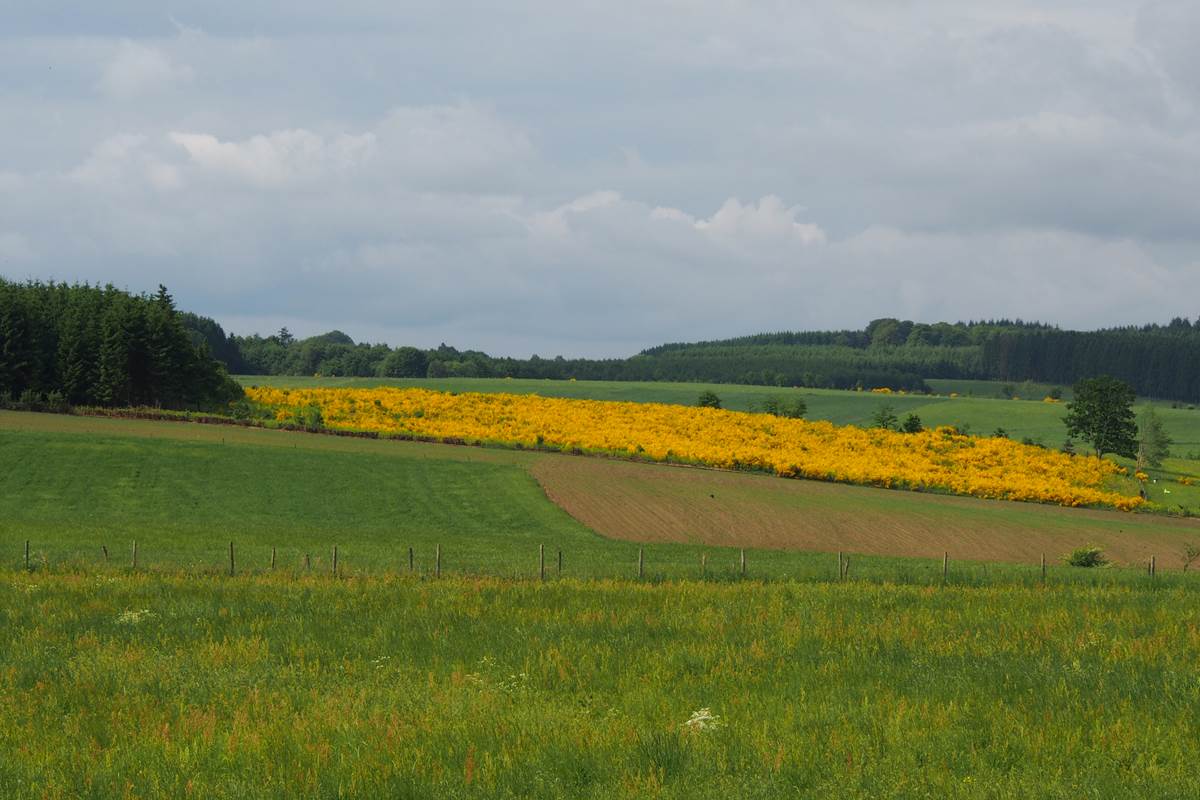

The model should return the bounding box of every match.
[179,311,1200,403]
[0,280,241,409]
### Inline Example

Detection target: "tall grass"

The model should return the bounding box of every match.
[2,571,1198,798]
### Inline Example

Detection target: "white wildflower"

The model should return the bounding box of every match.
[115,609,155,625]
[682,707,723,733]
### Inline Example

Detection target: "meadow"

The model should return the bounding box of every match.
[4,405,1200,798]
[2,571,1198,799]
[238,375,1200,512]
[4,410,1199,580]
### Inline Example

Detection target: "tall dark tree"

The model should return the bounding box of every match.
[1063,376,1138,459]
[0,279,240,409]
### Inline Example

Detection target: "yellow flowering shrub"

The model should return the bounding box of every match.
[246,387,1143,511]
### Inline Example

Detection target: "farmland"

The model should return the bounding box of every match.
[239,375,1200,512]
[5,386,1200,799]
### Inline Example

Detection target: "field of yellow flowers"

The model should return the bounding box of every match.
[246,387,1141,510]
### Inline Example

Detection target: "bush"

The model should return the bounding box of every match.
[758,395,806,418]
[1064,546,1108,568]
[697,391,722,409]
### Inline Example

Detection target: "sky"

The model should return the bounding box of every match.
[1,1,1198,357]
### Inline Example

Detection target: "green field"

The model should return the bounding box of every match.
[5,406,1200,798]
[3,571,1198,798]
[4,410,1199,582]
[237,375,1200,511]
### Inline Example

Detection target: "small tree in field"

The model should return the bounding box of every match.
[1064,376,1137,459]
[871,404,898,431]
[697,391,721,409]
[1136,406,1172,468]
[900,413,923,433]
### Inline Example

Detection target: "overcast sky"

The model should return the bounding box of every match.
[2,1,1198,356]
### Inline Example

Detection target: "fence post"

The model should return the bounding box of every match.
[270,547,276,570]
[837,551,843,581]
[942,552,948,583]
[332,545,338,577]
[229,541,235,577]
[638,548,644,579]
[1150,555,1156,578]
[436,544,441,578]
[557,549,562,576]
[1041,553,1046,583]
[132,541,138,570]
[843,555,850,580]
[102,545,109,563]
[701,554,707,578]
[409,546,414,572]
[305,553,311,571]
[539,544,545,581]
[24,540,30,570]
[740,548,746,577]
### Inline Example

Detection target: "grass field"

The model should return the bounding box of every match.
[5,407,1200,798]
[3,571,1198,798]
[237,374,1200,511]
[4,410,1200,578]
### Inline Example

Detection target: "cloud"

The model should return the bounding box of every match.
[98,40,193,99]
[2,2,1200,356]
[169,129,375,187]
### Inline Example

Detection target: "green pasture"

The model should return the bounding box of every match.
[2,572,1198,798]
[2,411,1198,584]
[236,374,1200,510]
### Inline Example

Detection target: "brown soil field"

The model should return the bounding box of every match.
[532,456,1200,568]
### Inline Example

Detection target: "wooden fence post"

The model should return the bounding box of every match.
[436,544,441,578]
[557,549,562,576]
[701,554,707,578]
[132,541,138,570]
[1041,553,1046,583]
[270,547,276,570]
[740,549,746,577]
[837,551,843,581]
[305,552,311,571]
[409,546,414,572]
[638,548,644,579]
[102,545,109,563]
[1150,555,1156,578]
[332,545,338,577]
[229,541,235,577]
[539,544,545,581]
[24,540,30,570]
[942,552,948,583]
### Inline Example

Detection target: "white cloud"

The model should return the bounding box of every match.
[169,129,375,187]
[98,41,193,99]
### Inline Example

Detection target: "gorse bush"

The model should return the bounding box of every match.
[247,386,1144,510]
[1064,546,1108,568]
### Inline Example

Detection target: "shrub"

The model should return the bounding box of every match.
[697,391,722,409]
[1063,546,1108,568]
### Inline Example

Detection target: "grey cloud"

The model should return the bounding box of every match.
[2,1,1199,356]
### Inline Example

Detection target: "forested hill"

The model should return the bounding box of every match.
[0,280,241,409]
[174,313,1200,404]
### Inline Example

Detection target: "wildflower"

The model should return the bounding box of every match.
[682,707,723,732]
